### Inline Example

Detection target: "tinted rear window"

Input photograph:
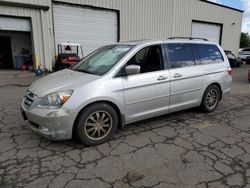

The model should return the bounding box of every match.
[197,44,224,64]
[165,43,195,68]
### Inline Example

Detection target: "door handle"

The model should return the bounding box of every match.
[157,76,168,81]
[173,73,183,78]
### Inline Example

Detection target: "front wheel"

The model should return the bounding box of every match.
[201,85,221,113]
[75,103,118,146]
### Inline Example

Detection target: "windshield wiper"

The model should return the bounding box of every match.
[76,69,95,75]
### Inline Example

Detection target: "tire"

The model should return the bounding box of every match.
[201,85,221,113]
[75,103,118,146]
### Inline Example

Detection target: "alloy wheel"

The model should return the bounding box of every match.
[84,111,112,141]
[205,89,218,109]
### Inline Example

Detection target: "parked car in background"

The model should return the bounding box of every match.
[248,69,250,83]
[21,38,232,146]
[224,50,242,67]
[239,48,250,64]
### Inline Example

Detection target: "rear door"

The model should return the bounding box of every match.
[196,44,230,93]
[121,45,170,122]
[164,43,204,112]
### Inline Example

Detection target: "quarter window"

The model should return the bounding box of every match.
[165,44,195,68]
[197,44,224,64]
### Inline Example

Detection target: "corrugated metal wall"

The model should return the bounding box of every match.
[0,0,54,70]
[1,0,50,6]
[54,0,242,55]
[172,0,242,55]
[54,0,175,41]
[0,0,242,69]
[53,4,118,55]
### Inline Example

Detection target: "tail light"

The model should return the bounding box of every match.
[227,67,232,76]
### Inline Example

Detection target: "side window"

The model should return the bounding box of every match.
[197,44,224,64]
[127,45,163,74]
[165,44,195,68]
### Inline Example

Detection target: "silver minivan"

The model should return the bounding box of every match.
[21,38,232,145]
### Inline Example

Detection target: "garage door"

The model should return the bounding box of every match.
[53,4,118,56]
[192,22,221,44]
[0,16,31,32]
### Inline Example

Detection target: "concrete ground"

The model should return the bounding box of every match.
[0,66,250,188]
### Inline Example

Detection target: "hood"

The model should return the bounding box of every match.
[29,69,100,97]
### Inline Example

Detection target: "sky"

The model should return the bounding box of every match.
[208,0,250,34]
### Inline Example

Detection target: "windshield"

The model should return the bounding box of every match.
[71,45,134,75]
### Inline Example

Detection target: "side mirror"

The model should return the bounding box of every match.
[125,65,140,75]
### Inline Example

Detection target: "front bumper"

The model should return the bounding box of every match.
[21,104,77,141]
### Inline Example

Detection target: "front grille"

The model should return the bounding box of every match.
[24,91,37,108]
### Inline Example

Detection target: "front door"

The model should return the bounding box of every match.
[121,45,170,123]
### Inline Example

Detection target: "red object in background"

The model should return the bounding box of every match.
[55,43,84,70]
[61,56,78,65]
[21,64,28,71]
[68,56,77,61]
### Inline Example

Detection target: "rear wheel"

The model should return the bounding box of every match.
[75,103,118,146]
[201,85,221,113]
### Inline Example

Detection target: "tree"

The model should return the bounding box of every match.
[240,32,250,48]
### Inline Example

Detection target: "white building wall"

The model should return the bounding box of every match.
[172,0,242,55]
[54,0,242,55]
[0,0,243,69]
[0,0,54,70]
[0,0,50,6]
[54,0,175,41]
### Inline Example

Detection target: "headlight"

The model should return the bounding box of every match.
[37,90,73,109]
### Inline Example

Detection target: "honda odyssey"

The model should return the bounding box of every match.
[21,38,232,145]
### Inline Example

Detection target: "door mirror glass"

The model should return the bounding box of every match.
[125,65,141,75]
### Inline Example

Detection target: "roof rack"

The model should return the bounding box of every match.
[168,37,209,41]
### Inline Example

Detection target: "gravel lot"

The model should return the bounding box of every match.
[0,66,250,188]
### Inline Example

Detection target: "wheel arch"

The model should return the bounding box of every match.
[72,100,125,138]
[204,82,222,100]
